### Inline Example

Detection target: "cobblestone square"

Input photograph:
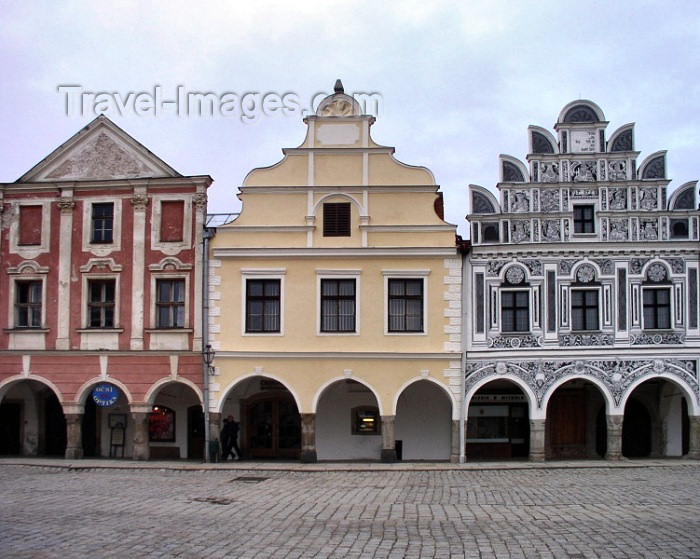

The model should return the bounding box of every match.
[1,462,700,558]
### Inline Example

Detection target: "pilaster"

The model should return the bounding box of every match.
[64,413,83,459]
[450,419,460,463]
[300,413,317,463]
[688,416,700,459]
[529,418,546,462]
[605,414,624,460]
[56,198,75,350]
[131,411,150,460]
[380,415,397,463]
[130,192,148,350]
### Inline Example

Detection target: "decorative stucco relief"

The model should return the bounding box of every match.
[465,357,699,408]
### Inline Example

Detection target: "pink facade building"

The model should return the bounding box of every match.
[0,117,210,459]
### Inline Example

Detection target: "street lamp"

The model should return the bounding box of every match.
[203,344,215,375]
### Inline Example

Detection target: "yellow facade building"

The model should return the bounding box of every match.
[208,83,462,462]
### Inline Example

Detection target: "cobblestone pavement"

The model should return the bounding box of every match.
[1,461,700,558]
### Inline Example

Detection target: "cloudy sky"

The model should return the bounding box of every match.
[2,1,698,236]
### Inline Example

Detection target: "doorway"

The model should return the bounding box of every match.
[245,394,301,459]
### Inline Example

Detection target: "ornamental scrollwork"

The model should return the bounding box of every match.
[630,258,650,275]
[631,333,685,345]
[575,264,596,283]
[131,194,149,210]
[663,258,685,274]
[487,260,508,277]
[464,357,698,408]
[486,335,543,349]
[646,263,667,282]
[559,334,614,346]
[505,266,526,285]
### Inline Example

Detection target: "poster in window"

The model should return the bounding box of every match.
[149,406,175,442]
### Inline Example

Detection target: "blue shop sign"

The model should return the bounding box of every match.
[92,384,119,407]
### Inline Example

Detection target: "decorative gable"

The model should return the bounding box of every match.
[18,116,181,182]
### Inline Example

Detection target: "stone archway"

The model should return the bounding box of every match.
[395,380,452,461]
[316,379,381,461]
[0,379,65,457]
[148,382,203,460]
[545,378,607,460]
[466,379,530,461]
[80,382,131,458]
[220,376,301,460]
[623,378,689,458]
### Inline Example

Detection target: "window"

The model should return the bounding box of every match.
[573,205,595,234]
[643,288,671,330]
[19,205,42,245]
[15,281,42,328]
[388,279,423,332]
[149,405,175,442]
[323,202,351,237]
[321,279,356,332]
[501,290,529,332]
[159,200,185,242]
[670,219,689,239]
[91,203,114,243]
[351,407,379,435]
[571,289,599,331]
[88,279,115,328]
[246,279,281,333]
[156,279,185,328]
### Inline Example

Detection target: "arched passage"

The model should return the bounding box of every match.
[220,375,301,460]
[79,381,131,458]
[0,379,65,457]
[316,379,381,460]
[545,378,607,460]
[622,378,690,458]
[148,381,203,460]
[395,380,452,461]
[466,379,530,461]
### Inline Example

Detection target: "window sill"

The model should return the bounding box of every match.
[145,328,193,333]
[4,328,48,333]
[77,328,124,333]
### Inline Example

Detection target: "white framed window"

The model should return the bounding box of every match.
[151,196,193,254]
[149,274,190,330]
[81,275,121,329]
[241,270,286,336]
[642,287,672,330]
[383,271,429,335]
[317,270,361,335]
[571,288,600,331]
[82,198,122,254]
[10,202,51,257]
[501,289,530,333]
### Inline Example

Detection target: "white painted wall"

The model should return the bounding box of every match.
[316,381,381,460]
[395,381,452,460]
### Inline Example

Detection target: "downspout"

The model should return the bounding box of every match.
[202,226,216,462]
[459,241,470,464]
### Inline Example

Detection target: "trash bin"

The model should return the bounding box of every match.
[395,440,403,461]
[209,440,220,463]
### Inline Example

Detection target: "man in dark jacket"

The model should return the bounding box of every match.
[221,415,242,460]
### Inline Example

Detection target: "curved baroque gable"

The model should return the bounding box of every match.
[642,155,666,179]
[472,191,496,214]
[503,161,525,182]
[563,104,600,123]
[531,131,554,154]
[610,129,633,152]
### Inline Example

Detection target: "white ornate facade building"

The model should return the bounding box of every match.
[466,100,700,460]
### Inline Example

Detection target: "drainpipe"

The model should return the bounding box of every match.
[459,240,470,464]
[202,226,216,462]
